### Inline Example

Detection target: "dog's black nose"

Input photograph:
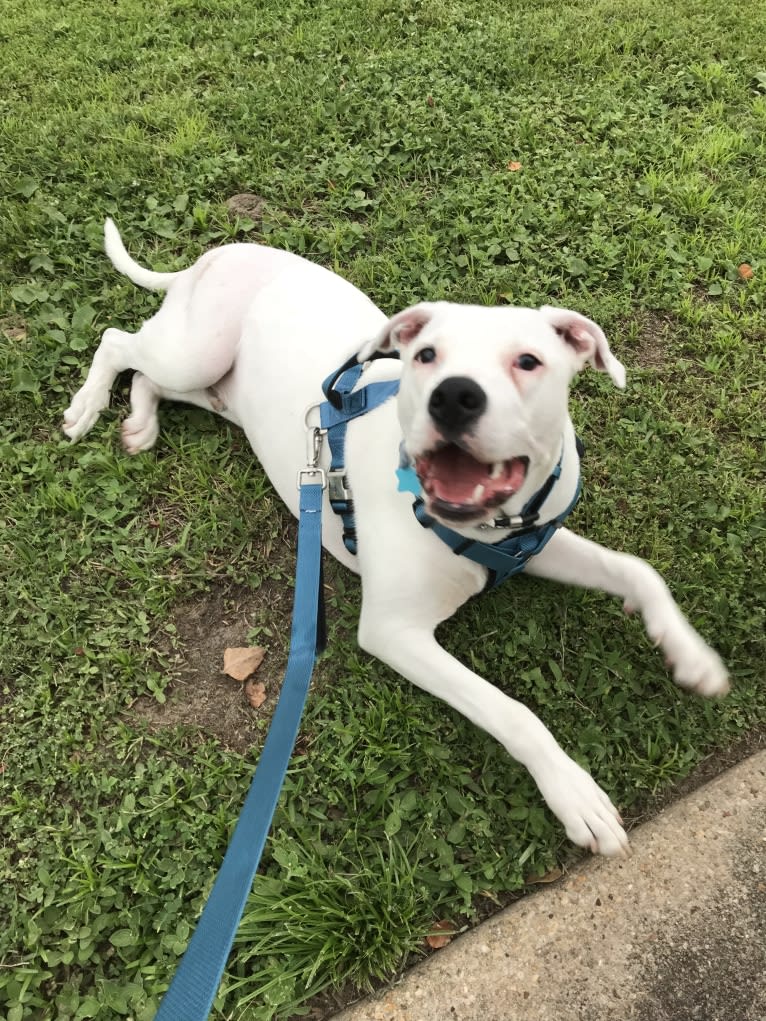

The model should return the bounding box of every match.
[428,376,487,436]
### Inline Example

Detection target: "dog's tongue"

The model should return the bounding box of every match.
[425,448,526,505]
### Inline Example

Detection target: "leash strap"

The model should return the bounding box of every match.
[154,479,325,1021]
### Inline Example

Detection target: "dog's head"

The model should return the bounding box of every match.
[358,302,625,525]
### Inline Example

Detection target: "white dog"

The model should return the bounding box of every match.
[63,221,729,857]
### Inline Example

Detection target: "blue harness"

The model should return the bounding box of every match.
[319,354,581,590]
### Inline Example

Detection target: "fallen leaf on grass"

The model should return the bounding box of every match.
[426,919,457,949]
[223,646,265,681]
[525,867,564,885]
[738,263,754,280]
[2,325,27,341]
[244,680,267,709]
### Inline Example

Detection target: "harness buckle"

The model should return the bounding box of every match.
[328,469,352,504]
[477,514,527,532]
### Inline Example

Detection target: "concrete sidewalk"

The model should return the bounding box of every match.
[334,751,766,1021]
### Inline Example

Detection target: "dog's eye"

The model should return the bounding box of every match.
[516,353,542,371]
[414,346,437,364]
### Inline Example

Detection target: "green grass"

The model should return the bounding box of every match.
[1,0,765,1017]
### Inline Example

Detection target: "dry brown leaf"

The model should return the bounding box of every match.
[525,867,564,885]
[245,680,267,709]
[738,263,754,280]
[223,646,265,681]
[507,160,522,172]
[426,919,456,949]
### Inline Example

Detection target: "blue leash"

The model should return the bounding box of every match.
[151,349,580,1018]
[154,471,326,1020]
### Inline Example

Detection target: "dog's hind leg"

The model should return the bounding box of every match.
[120,372,163,453]
[63,326,135,441]
[64,284,240,445]
[121,371,241,454]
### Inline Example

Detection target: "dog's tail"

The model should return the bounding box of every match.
[104,218,181,291]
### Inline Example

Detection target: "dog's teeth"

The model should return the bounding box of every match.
[472,484,485,502]
[490,461,503,480]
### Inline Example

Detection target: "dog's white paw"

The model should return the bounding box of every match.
[62,387,109,442]
[535,755,630,858]
[646,612,730,698]
[664,631,730,698]
[121,413,159,454]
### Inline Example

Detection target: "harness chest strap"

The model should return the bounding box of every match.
[411,473,581,590]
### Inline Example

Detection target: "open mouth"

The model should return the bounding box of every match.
[415,445,529,522]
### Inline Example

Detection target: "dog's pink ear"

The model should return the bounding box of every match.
[357,303,438,361]
[539,306,626,388]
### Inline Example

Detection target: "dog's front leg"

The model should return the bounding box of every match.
[524,528,729,697]
[359,614,629,856]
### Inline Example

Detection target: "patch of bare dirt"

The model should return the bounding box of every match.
[632,311,671,369]
[1,314,28,341]
[225,192,267,222]
[131,580,294,752]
